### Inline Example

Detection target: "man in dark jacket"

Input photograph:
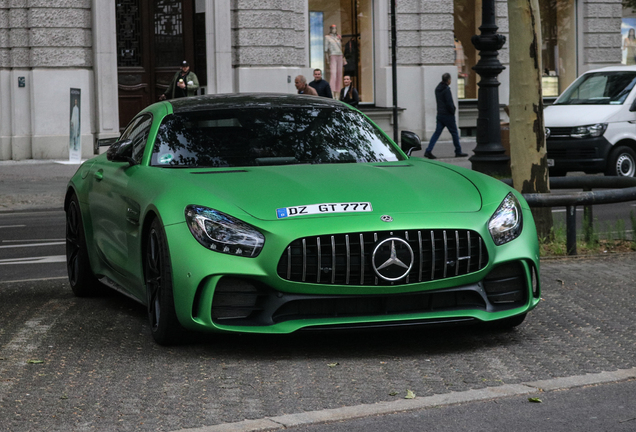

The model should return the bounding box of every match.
[424,73,467,159]
[159,61,199,100]
[308,69,333,98]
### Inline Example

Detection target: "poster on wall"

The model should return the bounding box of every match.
[69,88,81,163]
[621,18,636,65]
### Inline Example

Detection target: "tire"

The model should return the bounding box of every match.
[144,218,184,345]
[66,195,100,296]
[605,146,636,177]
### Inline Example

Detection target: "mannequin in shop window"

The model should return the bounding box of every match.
[624,28,636,65]
[454,37,466,78]
[325,24,346,95]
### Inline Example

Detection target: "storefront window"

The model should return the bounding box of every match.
[540,0,576,96]
[622,4,636,65]
[454,0,576,99]
[308,0,374,103]
[454,0,480,100]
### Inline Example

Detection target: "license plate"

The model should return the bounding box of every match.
[277,202,373,218]
[547,158,554,167]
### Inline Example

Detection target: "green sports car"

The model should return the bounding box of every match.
[65,94,540,345]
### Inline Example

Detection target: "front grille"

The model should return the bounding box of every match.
[277,229,488,286]
[548,148,598,159]
[547,127,574,138]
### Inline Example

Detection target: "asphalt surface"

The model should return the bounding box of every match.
[1,144,635,432]
[0,256,634,432]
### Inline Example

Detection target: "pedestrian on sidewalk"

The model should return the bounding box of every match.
[424,72,467,159]
[295,75,318,96]
[308,69,333,98]
[159,60,199,101]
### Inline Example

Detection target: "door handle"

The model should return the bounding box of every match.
[94,170,104,181]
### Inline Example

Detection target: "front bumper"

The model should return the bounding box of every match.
[546,136,612,173]
[164,209,541,334]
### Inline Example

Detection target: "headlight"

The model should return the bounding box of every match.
[571,123,607,138]
[185,205,265,257]
[488,193,523,246]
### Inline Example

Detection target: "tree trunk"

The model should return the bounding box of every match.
[507,0,553,238]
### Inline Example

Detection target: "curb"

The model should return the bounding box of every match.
[172,367,636,432]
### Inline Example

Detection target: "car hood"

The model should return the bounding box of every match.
[544,104,623,127]
[179,160,483,221]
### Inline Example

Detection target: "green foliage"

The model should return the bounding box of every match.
[624,0,636,12]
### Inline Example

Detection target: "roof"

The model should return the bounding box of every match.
[586,65,636,73]
[168,93,346,113]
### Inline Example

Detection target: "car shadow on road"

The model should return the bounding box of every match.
[71,282,529,360]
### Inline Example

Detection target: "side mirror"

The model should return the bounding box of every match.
[94,137,119,155]
[400,131,422,156]
[630,99,636,112]
[106,139,135,165]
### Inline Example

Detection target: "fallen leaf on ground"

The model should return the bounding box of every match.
[405,390,416,399]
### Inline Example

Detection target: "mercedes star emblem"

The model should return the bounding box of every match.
[381,215,393,222]
[372,237,414,281]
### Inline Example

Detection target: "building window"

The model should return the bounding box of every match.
[454,0,576,99]
[308,0,374,103]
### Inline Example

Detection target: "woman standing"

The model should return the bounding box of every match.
[339,75,359,107]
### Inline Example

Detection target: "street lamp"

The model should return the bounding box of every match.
[469,0,510,176]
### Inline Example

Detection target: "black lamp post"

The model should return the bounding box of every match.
[469,0,510,176]
[390,0,398,143]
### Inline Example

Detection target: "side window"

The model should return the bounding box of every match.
[119,116,143,141]
[123,114,153,164]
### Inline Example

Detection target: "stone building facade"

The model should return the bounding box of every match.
[0,0,624,161]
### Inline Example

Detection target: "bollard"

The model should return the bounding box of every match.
[583,187,593,243]
[583,205,593,243]
[566,205,577,255]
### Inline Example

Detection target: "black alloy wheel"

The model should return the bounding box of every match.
[66,195,99,296]
[144,218,184,345]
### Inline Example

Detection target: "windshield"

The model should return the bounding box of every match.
[151,107,403,168]
[554,71,636,105]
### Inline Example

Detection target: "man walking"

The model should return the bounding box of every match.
[424,73,467,159]
[295,75,318,95]
[308,69,333,98]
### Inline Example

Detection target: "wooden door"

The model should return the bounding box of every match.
[116,0,195,130]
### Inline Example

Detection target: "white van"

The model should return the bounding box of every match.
[544,65,636,177]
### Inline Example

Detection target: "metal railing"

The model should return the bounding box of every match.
[502,177,636,255]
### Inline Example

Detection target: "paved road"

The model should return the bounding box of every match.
[0,210,66,283]
[1,151,635,431]
[275,379,636,432]
[0,254,634,431]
